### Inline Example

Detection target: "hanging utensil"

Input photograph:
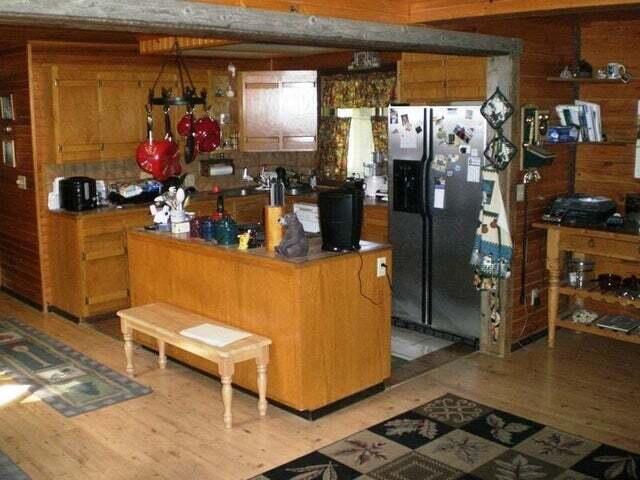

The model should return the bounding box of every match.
[184,107,197,164]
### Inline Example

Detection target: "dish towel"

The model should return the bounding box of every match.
[470,169,513,282]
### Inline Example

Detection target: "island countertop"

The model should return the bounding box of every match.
[126,228,392,414]
[128,228,390,267]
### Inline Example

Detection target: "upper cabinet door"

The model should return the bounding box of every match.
[52,67,102,163]
[240,70,317,152]
[280,72,317,151]
[99,75,147,161]
[241,73,281,151]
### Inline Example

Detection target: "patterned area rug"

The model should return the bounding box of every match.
[0,318,151,417]
[252,393,639,479]
[0,449,29,479]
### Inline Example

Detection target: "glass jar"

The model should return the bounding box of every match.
[568,259,595,289]
[200,218,216,242]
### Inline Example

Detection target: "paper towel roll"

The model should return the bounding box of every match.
[264,206,283,252]
[209,164,234,176]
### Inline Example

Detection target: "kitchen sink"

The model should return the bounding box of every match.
[220,187,265,197]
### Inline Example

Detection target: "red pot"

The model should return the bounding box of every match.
[194,114,221,152]
[177,113,193,137]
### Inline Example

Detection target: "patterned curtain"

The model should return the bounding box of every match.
[318,71,395,178]
[317,117,352,178]
[371,116,388,153]
[320,72,396,109]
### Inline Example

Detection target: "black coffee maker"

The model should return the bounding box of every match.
[318,188,364,251]
[60,176,97,211]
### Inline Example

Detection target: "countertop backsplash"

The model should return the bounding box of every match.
[44,150,318,197]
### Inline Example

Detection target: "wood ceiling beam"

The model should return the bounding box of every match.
[0,0,521,57]
[410,0,640,24]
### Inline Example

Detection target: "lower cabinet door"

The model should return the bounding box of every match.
[83,255,130,316]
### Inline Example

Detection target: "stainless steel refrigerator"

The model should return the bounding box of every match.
[388,105,487,341]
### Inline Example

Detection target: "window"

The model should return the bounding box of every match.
[337,108,375,177]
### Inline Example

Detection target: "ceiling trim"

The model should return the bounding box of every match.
[0,0,522,57]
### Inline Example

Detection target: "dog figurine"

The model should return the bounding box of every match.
[275,213,308,258]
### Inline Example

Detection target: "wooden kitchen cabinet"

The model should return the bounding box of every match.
[48,197,216,320]
[51,66,179,163]
[362,204,389,243]
[51,67,102,163]
[229,195,268,224]
[240,71,317,152]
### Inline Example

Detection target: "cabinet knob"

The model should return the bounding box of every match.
[4,126,12,133]
[588,239,595,248]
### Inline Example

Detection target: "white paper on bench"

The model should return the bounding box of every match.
[180,324,251,347]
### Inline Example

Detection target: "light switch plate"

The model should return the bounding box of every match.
[516,183,525,202]
[377,257,387,277]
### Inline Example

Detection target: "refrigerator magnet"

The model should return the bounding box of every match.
[433,184,445,209]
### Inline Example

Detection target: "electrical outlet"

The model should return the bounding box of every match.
[516,183,525,202]
[530,288,540,306]
[377,257,387,277]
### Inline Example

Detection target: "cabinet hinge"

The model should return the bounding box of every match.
[57,144,63,153]
[98,79,103,88]
[81,252,86,261]
[101,143,105,151]
[84,296,89,305]
[53,79,59,87]
[126,288,130,297]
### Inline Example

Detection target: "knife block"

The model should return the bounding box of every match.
[264,206,283,252]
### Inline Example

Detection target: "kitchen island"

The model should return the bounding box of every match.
[126,229,392,416]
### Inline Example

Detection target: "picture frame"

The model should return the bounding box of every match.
[1,94,14,121]
[3,139,15,167]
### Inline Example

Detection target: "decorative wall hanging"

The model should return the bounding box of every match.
[480,87,517,172]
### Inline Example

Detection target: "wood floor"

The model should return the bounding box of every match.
[1,293,639,479]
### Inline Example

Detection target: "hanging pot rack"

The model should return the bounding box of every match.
[148,41,207,108]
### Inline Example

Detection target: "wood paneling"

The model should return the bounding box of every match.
[575,16,640,207]
[0,46,43,306]
[410,0,640,24]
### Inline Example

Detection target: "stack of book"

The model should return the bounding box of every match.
[555,101,602,142]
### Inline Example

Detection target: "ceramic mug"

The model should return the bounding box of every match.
[607,62,632,82]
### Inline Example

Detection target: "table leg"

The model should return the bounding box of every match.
[547,229,561,348]
[122,325,135,377]
[158,340,167,369]
[256,347,269,417]
[220,361,235,429]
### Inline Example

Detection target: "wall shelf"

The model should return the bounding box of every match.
[547,77,631,84]
[544,140,633,147]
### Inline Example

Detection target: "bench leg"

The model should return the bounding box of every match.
[256,347,269,417]
[122,326,135,377]
[220,361,235,429]
[158,340,167,369]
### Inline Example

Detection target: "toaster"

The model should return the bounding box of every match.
[60,176,97,211]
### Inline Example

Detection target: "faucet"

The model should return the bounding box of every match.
[241,167,253,182]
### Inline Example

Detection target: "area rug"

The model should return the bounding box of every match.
[252,393,639,479]
[0,318,151,417]
[0,449,30,479]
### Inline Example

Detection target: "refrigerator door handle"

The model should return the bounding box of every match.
[421,109,433,217]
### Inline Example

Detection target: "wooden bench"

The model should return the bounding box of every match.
[117,302,272,429]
